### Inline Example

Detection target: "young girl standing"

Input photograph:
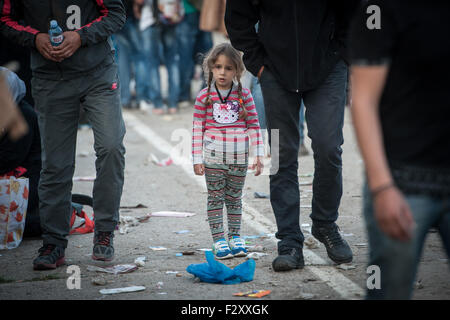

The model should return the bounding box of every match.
[192,43,264,259]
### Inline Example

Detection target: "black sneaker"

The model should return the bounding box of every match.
[33,244,65,270]
[92,231,115,261]
[312,223,353,264]
[272,247,305,272]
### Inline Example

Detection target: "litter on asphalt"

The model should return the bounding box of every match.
[149,246,168,251]
[87,264,138,275]
[254,192,269,199]
[149,211,196,218]
[134,256,146,267]
[233,290,271,298]
[99,286,146,295]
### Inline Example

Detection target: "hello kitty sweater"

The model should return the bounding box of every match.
[192,83,264,165]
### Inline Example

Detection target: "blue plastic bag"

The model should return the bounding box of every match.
[186,251,256,284]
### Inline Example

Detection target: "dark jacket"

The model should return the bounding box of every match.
[225,0,359,92]
[0,0,125,80]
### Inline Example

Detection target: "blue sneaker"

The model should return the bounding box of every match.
[212,238,233,260]
[228,236,248,257]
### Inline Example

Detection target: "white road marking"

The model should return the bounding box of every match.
[123,111,365,300]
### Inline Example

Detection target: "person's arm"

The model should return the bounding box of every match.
[351,65,415,242]
[0,0,61,61]
[225,0,263,78]
[0,0,40,47]
[0,72,28,141]
[51,0,126,61]
[192,91,207,175]
[75,0,126,47]
[243,89,263,176]
[349,0,415,241]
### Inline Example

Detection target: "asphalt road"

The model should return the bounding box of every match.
[0,101,448,301]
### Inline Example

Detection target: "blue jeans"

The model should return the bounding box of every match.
[142,24,180,109]
[259,60,347,252]
[299,101,305,144]
[114,19,150,104]
[176,12,212,102]
[363,183,450,299]
[251,75,266,129]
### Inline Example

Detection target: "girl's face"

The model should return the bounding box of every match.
[212,54,236,90]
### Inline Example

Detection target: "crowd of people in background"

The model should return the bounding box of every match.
[114,0,217,115]
[1,0,449,301]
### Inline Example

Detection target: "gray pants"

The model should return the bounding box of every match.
[31,63,126,248]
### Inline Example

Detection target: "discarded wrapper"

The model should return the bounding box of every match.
[120,204,148,209]
[246,252,268,260]
[174,230,190,234]
[254,192,269,199]
[336,264,357,271]
[134,256,146,267]
[149,246,168,251]
[304,236,319,249]
[99,286,146,295]
[87,264,138,275]
[149,211,196,218]
[233,290,271,298]
[246,245,266,252]
[149,153,173,167]
[73,176,96,181]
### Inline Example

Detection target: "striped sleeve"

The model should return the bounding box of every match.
[192,89,207,164]
[0,0,39,48]
[243,89,264,157]
[76,0,126,47]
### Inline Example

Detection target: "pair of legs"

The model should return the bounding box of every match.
[142,24,180,111]
[259,60,348,256]
[363,184,450,299]
[31,62,126,250]
[250,75,307,153]
[176,11,213,102]
[114,18,151,107]
[204,162,247,242]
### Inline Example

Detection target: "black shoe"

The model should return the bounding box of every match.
[33,244,65,270]
[312,223,353,264]
[92,231,115,261]
[272,247,305,272]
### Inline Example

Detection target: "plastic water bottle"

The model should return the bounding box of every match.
[49,20,64,46]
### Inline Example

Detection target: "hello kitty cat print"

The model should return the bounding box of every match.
[212,101,241,124]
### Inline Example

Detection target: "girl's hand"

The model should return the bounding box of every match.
[250,156,263,176]
[194,164,205,176]
[373,187,416,242]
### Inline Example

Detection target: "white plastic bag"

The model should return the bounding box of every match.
[0,175,29,249]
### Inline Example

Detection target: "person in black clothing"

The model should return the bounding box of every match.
[350,0,450,299]
[225,0,358,271]
[0,67,41,237]
[1,0,126,270]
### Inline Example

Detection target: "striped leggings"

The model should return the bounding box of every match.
[204,162,247,242]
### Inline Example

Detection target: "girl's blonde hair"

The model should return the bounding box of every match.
[202,43,247,119]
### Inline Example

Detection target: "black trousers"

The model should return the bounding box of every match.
[259,60,348,253]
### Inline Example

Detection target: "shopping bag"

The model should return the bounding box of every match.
[0,172,29,249]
